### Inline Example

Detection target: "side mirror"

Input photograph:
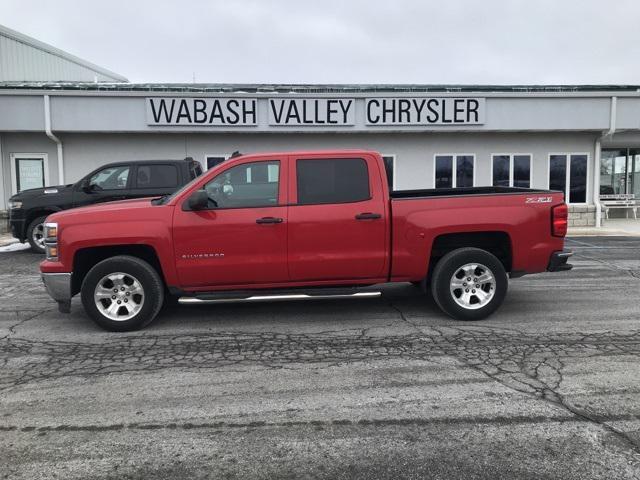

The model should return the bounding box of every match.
[81,182,93,193]
[188,189,209,211]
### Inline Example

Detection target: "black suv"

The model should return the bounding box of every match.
[8,158,203,253]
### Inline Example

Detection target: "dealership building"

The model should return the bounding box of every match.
[2,24,640,228]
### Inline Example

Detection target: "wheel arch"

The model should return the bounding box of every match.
[72,244,165,296]
[427,231,512,278]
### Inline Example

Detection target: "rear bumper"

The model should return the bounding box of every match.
[547,250,573,272]
[41,272,72,312]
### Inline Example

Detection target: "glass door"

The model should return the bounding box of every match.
[601,149,634,195]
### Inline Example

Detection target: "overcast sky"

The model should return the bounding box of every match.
[1,0,638,85]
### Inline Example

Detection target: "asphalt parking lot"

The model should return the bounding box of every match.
[1,236,640,479]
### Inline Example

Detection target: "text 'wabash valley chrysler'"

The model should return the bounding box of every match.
[40,150,572,331]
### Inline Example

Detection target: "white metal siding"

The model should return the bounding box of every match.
[0,30,126,82]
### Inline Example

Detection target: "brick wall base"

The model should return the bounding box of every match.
[0,210,7,234]
[568,205,596,227]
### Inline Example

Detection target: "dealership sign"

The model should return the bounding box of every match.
[147,98,258,126]
[365,97,484,125]
[146,97,485,127]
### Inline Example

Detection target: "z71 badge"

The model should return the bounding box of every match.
[525,196,553,204]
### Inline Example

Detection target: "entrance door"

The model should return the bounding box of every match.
[173,158,288,288]
[601,148,640,196]
[10,154,49,193]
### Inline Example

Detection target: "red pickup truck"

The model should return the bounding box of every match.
[40,150,572,331]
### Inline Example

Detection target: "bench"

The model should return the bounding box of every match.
[600,194,638,220]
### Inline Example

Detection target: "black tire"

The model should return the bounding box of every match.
[430,247,507,321]
[26,216,48,254]
[81,255,164,331]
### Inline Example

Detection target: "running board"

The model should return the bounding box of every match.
[178,290,381,305]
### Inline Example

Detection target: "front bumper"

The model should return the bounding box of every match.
[547,250,573,272]
[7,217,26,241]
[41,272,72,312]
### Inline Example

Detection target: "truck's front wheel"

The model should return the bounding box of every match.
[431,248,507,321]
[81,255,164,331]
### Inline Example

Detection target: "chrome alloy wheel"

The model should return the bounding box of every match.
[449,263,496,310]
[94,272,145,321]
[32,222,45,249]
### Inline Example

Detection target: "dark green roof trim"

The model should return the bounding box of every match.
[1,82,639,94]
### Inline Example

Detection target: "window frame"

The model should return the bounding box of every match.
[433,153,476,188]
[490,153,532,188]
[381,154,396,191]
[204,153,230,171]
[294,157,372,206]
[547,152,590,205]
[201,159,282,210]
[10,153,50,194]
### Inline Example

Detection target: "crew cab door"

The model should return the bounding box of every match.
[72,164,132,207]
[287,154,388,282]
[173,158,288,288]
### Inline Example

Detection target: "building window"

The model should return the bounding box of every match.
[492,154,531,188]
[548,153,588,204]
[205,154,228,170]
[382,155,395,191]
[296,158,370,205]
[10,153,49,194]
[434,154,475,188]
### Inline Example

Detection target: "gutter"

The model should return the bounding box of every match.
[44,95,64,185]
[594,96,617,228]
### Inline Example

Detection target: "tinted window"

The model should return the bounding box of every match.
[435,155,453,188]
[136,165,178,189]
[549,155,567,197]
[570,154,587,203]
[297,158,370,205]
[204,161,279,208]
[89,166,130,190]
[382,156,394,191]
[513,155,531,188]
[492,155,510,187]
[456,155,474,188]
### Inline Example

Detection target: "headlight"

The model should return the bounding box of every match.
[8,200,23,209]
[44,222,59,261]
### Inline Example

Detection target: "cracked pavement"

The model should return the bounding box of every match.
[1,236,640,479]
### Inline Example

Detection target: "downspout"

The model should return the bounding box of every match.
[594,96,617,228]
[44,95,64,185]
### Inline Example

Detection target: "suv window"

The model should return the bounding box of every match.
[136,165,179,189]
[190,162,203,178]
[204,161,280,208]
[88,166,130,190]
[296,158,370,205]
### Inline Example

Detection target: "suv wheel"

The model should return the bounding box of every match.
[81,255,164,331]
[431,247,507,321]
[27,216,48,254]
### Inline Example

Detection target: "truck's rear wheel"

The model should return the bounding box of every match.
[430,247,507,321]
[27,216,48,254]
[81,255,164,331]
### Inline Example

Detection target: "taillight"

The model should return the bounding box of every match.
[552,204,568,237]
